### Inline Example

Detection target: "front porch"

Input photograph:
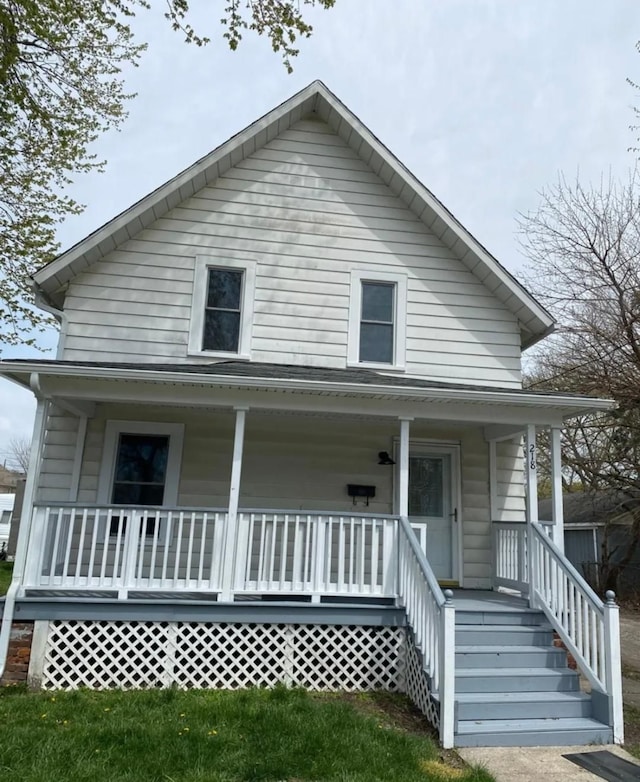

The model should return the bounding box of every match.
[0,360,623,747]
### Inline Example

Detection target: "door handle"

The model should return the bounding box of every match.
[449,508,458,523]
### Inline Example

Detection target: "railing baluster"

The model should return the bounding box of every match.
[197,512,207,588]
[148,510,161,588]
[172,512,184,588]
[73,509,89,586]
[185,510,196,588]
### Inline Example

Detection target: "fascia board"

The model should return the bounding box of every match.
[0,361,615,417]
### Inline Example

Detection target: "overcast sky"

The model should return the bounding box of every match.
[0,0,638,467]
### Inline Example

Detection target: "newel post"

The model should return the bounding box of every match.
[439,589,455,749]
[604,590,624,744]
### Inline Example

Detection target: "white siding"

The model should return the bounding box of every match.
[494,439,526,522]
[35,407,493,587]
[61,118,521,387]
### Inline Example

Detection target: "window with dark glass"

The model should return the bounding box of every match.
[203,268,243,352]
[359,282,395,363]
[110,434,169,536]
[111,434,169,506]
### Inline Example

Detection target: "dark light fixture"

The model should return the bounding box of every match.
[378,451,395,466]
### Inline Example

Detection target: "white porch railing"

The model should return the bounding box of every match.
[493,519,623,743]
[25,505,399,600]
[397,516,455,748]
[234,511,398,598]
[26,505,227,595]
[492,521,528,594]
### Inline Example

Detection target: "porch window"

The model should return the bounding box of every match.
[188,256,256,358]
[347,270,407,370]
[111,434,169,506]
[98,421,185,536]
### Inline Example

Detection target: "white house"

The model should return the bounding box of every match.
[0,82,622,748]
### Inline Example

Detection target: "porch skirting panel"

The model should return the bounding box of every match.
[33,619,413,694]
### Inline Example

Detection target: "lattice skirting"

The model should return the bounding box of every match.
[33,620,439,731]
[402,633,440,730]
[36,620,401,691]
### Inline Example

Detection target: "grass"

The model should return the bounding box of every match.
[0,686,493,782]
[0,561,12,596]
[625,704,640,760]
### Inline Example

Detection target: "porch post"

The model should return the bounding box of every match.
[0,396,48,680]
[220,406,248,601]
[398,417,412,517]
[550,426,565,553]
[525,424,538,607]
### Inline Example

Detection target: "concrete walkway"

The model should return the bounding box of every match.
[459,745,640,782]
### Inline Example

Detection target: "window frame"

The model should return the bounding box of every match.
[98,421,185,508]
[347,270,407,370]
[188,256,256,359]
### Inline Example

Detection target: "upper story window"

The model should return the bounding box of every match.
[360,282,395,363]
[204,269,243,352]
[348,270,407,370]
[188,256,256,358]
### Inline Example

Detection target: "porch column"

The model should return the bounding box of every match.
[220,406,248,601]
[525,424,538,607]
[0,396,48,679]
[398,417,413,517]
[550,426,565,553]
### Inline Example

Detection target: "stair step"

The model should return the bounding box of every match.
[455,624,554,646]
[456,645,567,668]
[455,667,580,693]
[455,717,612,748]
[456,610,547,626]
[454,691,593,720]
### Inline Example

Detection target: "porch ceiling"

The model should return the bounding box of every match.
[0,359,614,427]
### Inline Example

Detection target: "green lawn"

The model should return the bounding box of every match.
[625,704,640,760]
[0,686,492,782]
[0,561,12,596]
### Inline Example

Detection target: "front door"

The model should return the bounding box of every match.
[408,446,459,583]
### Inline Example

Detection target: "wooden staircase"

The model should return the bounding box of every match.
[446,594,613,747]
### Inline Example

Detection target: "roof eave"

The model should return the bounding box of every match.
[0,360,615,418]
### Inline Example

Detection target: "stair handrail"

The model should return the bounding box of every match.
[530,520,623,742]
[397,516,455,748]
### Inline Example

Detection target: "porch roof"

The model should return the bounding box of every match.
[0,359,614,424]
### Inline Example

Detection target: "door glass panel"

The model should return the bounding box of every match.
[408,456,444,517]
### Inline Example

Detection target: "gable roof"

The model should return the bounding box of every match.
[34,80,554,349]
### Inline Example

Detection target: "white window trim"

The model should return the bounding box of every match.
[98,421,185,507]
[187,256,256,359]
[347,269,407,370]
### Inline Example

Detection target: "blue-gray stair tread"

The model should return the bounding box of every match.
[456,611,547,626]
[456,625,554,644]
[455,667,580,692]
[455,717,612,747]
[456,645,567,666]
[455,691,590,704]
[454,691,592,719]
